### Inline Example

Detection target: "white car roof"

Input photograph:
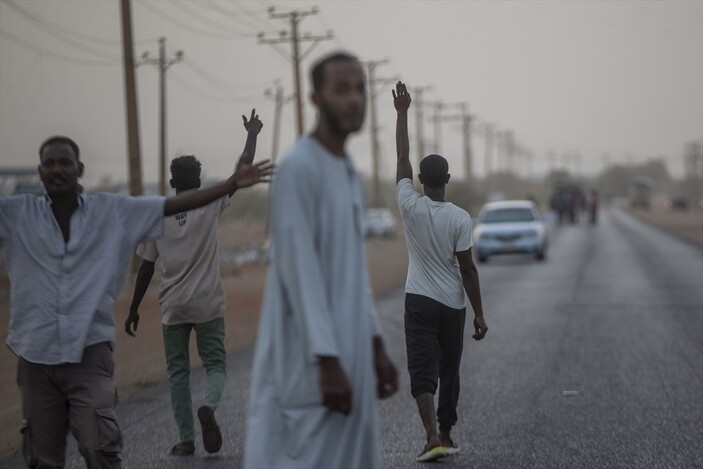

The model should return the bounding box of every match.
[480,200,537,211]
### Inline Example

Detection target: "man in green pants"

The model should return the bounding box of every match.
[125,110,263,456]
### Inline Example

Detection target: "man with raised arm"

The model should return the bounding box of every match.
[125,110,264,456]
[392,81,488,462]
[244,52,398,469]
[0,135,272,469]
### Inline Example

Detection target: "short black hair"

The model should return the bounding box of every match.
[311,51,361,92]
[420,154,449,188]
[170,155,201,187]
[39,136,80,161]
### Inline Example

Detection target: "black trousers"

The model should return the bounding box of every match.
[404,293,466,432]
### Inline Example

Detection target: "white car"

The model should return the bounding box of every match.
[364,208,396,238]
[473,200,548,262]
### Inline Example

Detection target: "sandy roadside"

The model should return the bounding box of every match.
[0,226,408,457]
[625,203,703,247]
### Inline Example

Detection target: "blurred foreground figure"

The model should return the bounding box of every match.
[392,82,488,462]
[125,111,264,456]
[244,52,398,469]
[0,136,271,468]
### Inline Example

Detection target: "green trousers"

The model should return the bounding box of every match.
[162,317,226,443]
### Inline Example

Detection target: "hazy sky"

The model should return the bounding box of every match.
[1,0,701,189]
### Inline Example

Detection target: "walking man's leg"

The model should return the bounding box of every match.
[67,342,123,469]
[404,294,445,461]
[437,307,466,452]
[163,323,196,455]
[18,358,69,468]
[194,317,225,453]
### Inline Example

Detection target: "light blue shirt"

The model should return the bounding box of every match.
[0,193,165,364]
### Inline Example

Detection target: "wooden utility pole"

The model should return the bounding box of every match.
[363,59,395,208]
[259,7,333,137]
[484,123,494,189]
[119,0,142,196]
[265,81,293,164]
[410,85,433,170]
[432,102,444,155]
[140,38,183,195]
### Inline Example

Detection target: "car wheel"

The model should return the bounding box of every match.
[477,254,488,263]
[536,247,546,261]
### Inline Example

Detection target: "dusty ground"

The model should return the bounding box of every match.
[0,221,408,457]
[626,201,703,247]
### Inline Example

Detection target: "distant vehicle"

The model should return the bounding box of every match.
[665,196,688,211]
[364,208,396,238]
[14,183,44,196]
[628,176,654,209]
[549,184,585,224]
[474,200,548,263]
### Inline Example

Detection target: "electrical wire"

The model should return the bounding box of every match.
[169,72,262,103]
[170,0,259,35]
[0,27,121,66]
[181,57,265,91]
[136,1,258,40]
[1,0,122,59]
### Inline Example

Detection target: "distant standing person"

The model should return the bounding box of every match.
[0,135,272,468]
[588,189,599,225]
[125,110,264,456]
[392,82,488,462]
[244,52,398,469]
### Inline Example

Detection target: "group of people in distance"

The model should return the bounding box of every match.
[0,50,487,469]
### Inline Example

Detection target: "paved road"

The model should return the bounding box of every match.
[2,206,702,469]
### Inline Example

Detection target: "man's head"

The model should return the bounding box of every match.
[418,154,451,189]
[38,136,83,197]
[310,52,366,135]
[170,155,201,192]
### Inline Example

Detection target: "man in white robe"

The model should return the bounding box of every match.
[244,52,398,469]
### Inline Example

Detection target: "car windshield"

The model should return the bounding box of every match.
[482,208,535,223]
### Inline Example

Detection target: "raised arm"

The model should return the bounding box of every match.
[163,158,273,216]
[393,81,413,183]
[240,108,263,166]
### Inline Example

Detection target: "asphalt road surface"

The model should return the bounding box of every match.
[2,206,702,469]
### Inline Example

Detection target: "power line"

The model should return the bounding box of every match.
[1,0,122,59]
[207,1,272,32]
[170,0,258,35]
[136,1,258,40]
[180,57,263,93]
[170,72,261,103]
[0,0,158,46]
[0,27,120,66]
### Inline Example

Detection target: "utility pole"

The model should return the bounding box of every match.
[432,102,444,154]
[430,103,473,181]
[119,0,142,196]
[410,85,433,170]
[264,80,294,164]
[140,38,183,195]
[259,7,333,137]
[363,59,397,208]
[484,123,494,190]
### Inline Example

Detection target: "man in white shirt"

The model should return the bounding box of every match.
[0,135,272,468]
[125,111,263,456]
[392,82,488,462]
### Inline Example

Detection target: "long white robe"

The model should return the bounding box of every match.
[244,136,382,469]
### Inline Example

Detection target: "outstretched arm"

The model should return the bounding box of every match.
[456,248,488,340]
[163,158,273,216]
[393,81,413,183]
[240,108,263,166]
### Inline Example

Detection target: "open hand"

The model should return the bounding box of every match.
[242,108,263,135]
[374,339,398,399]
[392,81,411,113]
[231,154,274,189]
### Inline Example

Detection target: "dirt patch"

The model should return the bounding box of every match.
[0,221,408,457]
[627,204,703,247]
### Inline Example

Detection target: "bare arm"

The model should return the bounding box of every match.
[125,260,155,337]
[163,158,273,216]
[456,248,488,340]
[393,81,413,183]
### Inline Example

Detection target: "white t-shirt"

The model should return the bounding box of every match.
[396,178,473,309]
[137,194,229,325]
